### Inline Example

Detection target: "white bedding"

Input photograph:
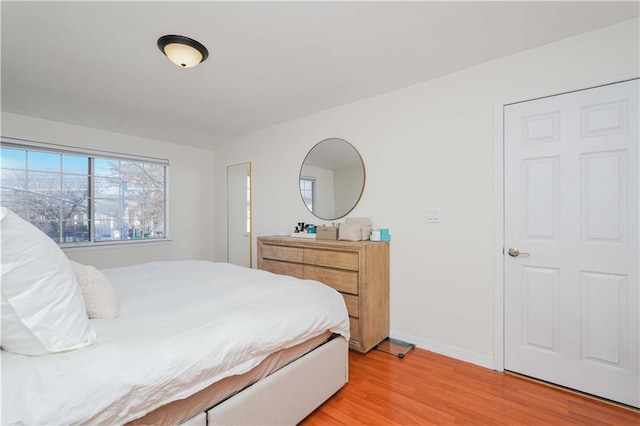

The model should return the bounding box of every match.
[1,260,350,425]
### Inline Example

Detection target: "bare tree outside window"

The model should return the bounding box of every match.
[1,149,89,242]
[0,143,167,245]
[94,159,165,241]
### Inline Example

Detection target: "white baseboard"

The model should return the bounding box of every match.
[389,330,494,370]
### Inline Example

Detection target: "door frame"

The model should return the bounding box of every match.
[492,69,639,372]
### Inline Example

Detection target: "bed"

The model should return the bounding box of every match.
[1,260,350,425]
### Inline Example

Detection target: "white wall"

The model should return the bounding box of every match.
[213,19,639,366]
[1,112,216,269]
[334,166,364,217]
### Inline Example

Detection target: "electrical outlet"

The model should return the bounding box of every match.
[427,210,440,223]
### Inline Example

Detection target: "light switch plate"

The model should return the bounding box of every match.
[427,210,440,223]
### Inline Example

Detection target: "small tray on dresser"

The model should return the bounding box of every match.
[289,232,316,239]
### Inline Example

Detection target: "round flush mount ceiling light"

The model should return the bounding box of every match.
[157,35,209,68]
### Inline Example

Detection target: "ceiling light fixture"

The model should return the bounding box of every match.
[157,35,209,69]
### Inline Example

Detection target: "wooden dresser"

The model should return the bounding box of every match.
[257,236,389,353]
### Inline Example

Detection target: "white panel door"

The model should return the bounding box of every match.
[504,79,639,407]
[228,163,251,268]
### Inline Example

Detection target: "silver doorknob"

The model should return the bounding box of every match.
[508,248,530,257]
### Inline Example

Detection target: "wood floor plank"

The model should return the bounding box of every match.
[301,348,640,425]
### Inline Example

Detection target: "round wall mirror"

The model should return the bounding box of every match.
[299,138,365,220]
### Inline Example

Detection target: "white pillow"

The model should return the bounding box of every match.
[1,208,96,356]
[70,260,118,319]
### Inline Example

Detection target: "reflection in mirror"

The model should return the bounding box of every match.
[227,162,252,267]
[299,138,365,220]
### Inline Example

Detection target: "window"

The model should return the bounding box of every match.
[299,177,315,213]
[1,138,168,246]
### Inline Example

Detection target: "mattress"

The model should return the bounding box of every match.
[1,260,350,425]
[128,331,333,425]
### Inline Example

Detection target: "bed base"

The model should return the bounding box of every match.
[202,337,348,425]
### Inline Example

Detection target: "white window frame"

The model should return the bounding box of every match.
[299,176,316,213]
[1,137,170,249]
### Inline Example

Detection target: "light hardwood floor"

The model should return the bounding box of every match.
[301,347,639,425]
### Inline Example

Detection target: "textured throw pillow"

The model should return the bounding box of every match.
[70,260,118,319]
[0,208,96,356]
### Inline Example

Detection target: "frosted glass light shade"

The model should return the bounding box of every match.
[164,43,202,68]
[157,35,209,69]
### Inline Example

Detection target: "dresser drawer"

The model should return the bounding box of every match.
[262,245,303,263]
[304,249,358,271]
[342,294,359,317]
[261,259,304,279]
[258,236,389,354]
[303,265,358,295]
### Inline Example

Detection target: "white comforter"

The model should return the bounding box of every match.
[1,260,350,425]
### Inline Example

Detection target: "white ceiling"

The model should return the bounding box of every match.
[2,1,638,151]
